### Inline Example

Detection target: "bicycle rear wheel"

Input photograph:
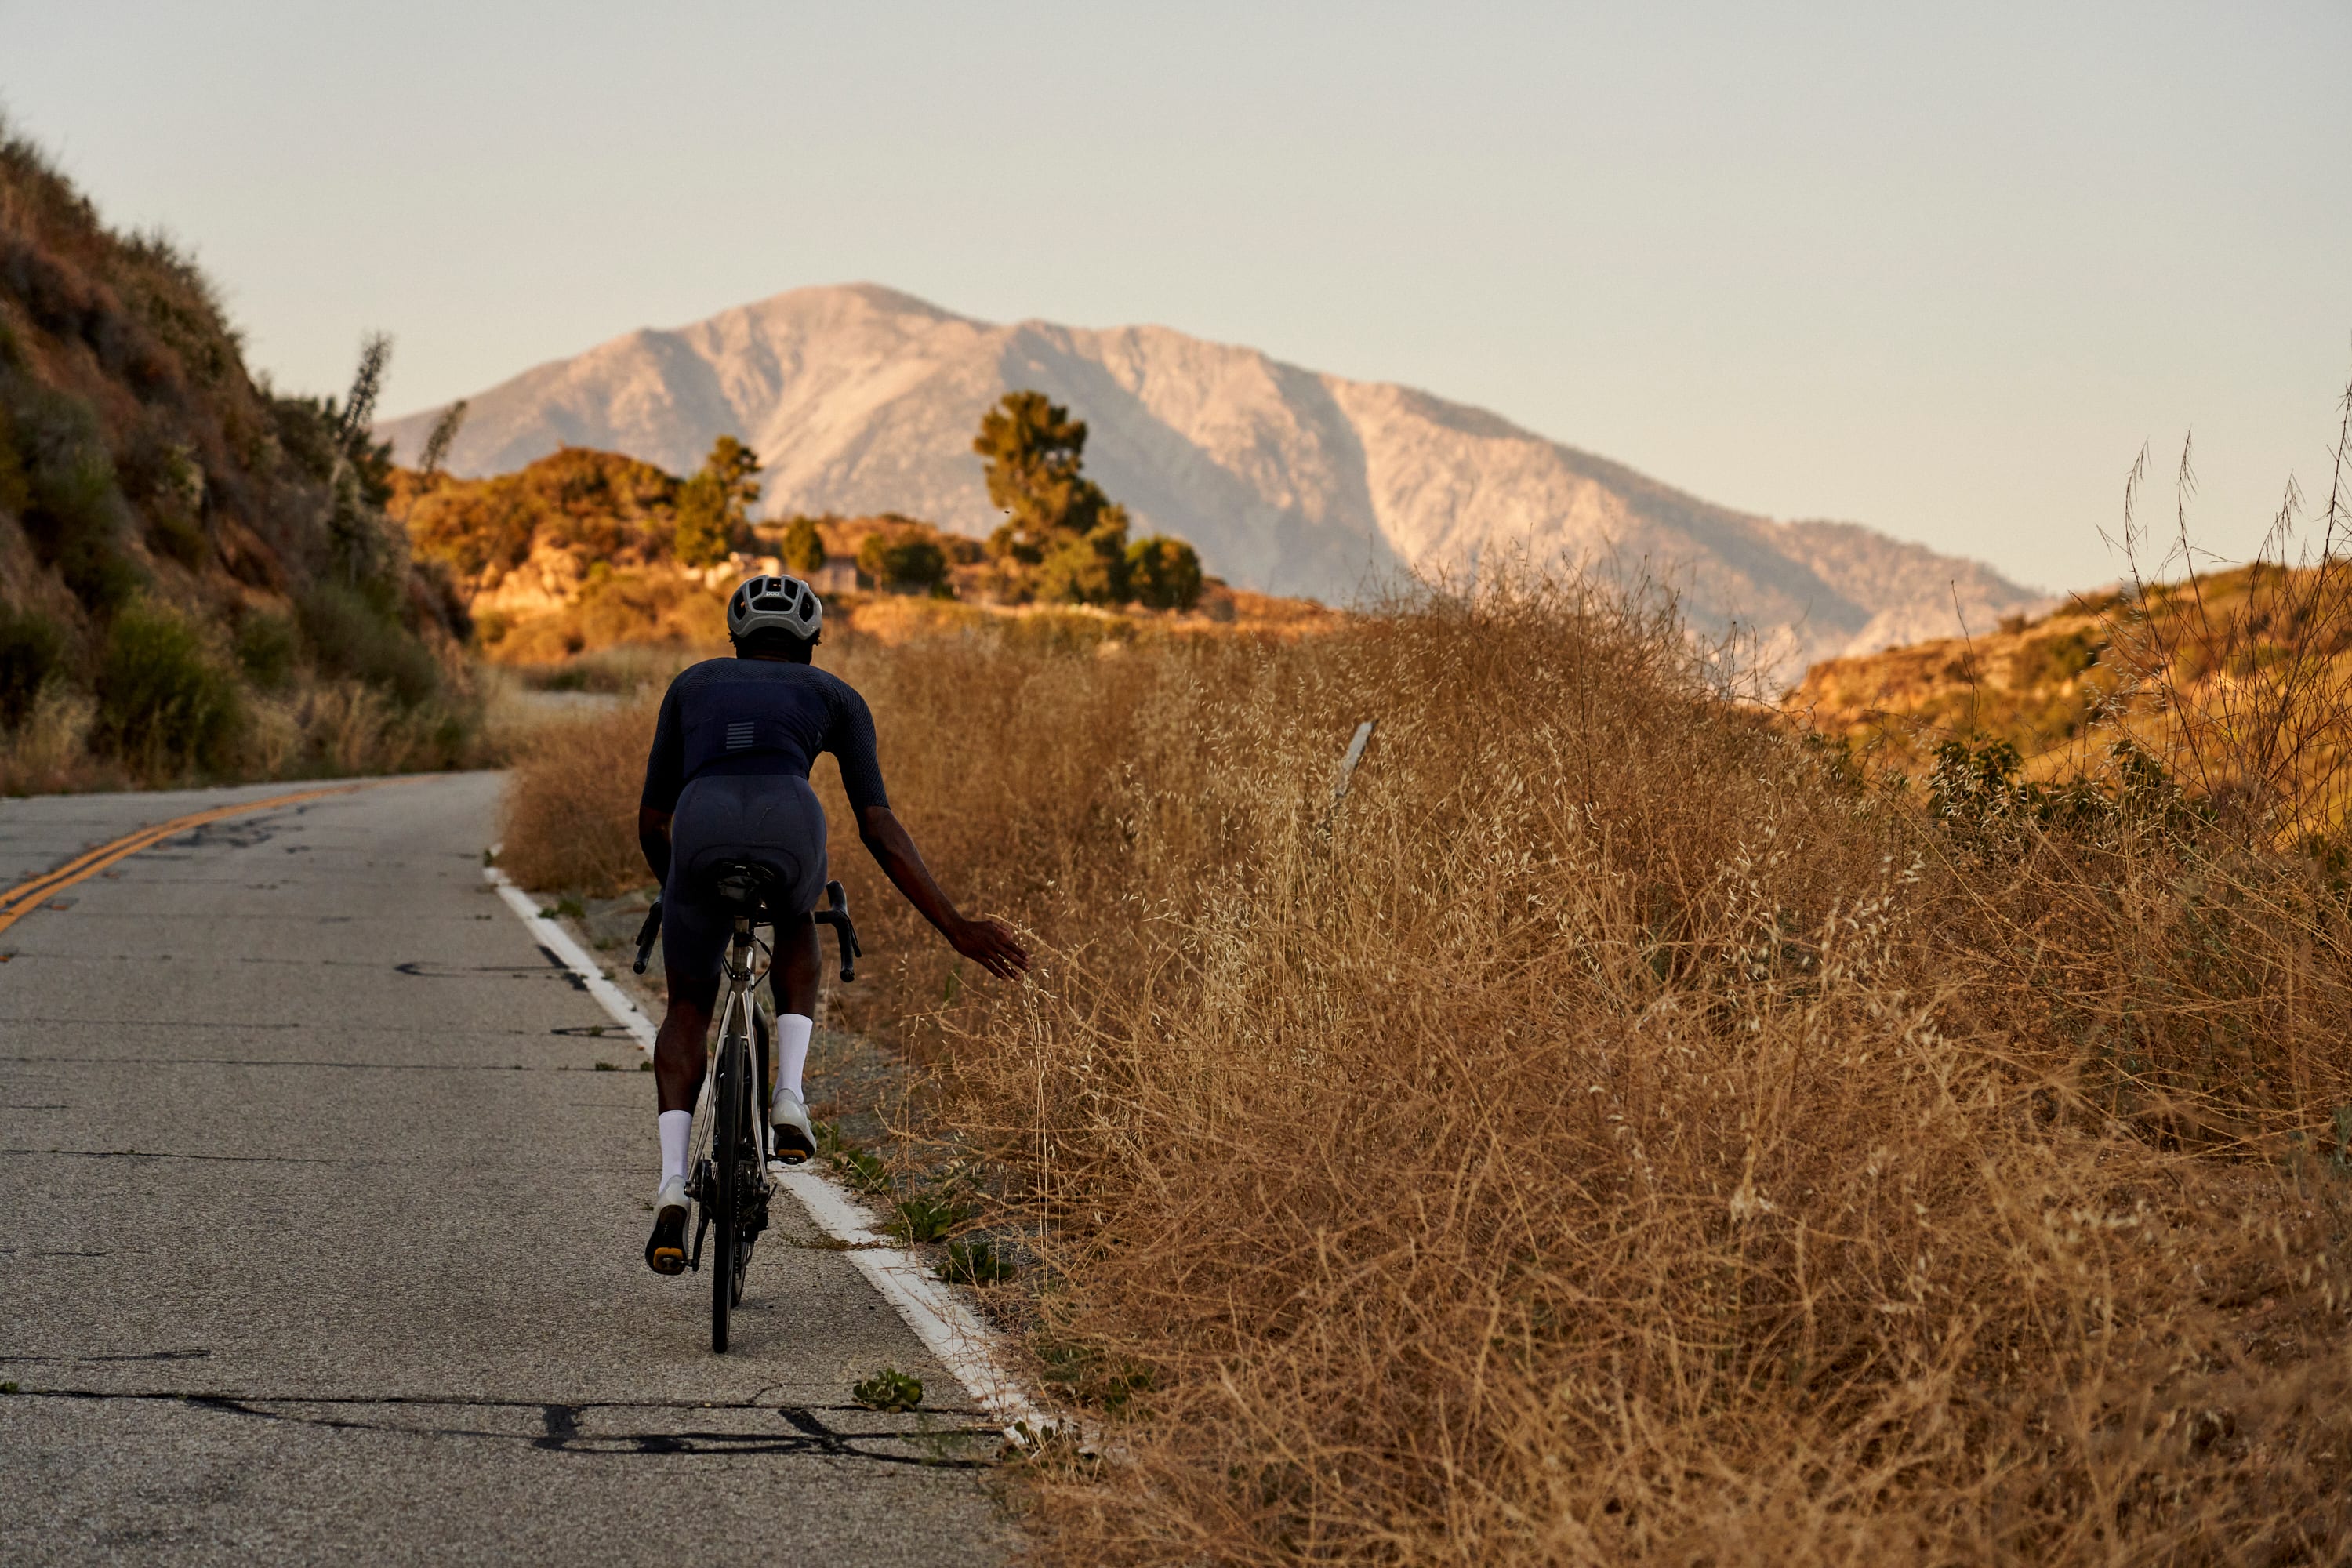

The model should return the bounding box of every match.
[710,1034,742,1354]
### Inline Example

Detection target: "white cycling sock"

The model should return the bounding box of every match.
[658,1109,692,1187]
[771,1013,813,1110]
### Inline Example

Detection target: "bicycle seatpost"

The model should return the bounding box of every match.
[631,900,662,975]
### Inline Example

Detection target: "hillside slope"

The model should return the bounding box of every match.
[1786,558,2352,829]
[380,284,2046,677]
[0,122,473,789]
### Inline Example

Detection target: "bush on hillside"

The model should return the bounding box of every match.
[232,608,299,690]
[1124,533,1203,610]
[4,376,143,615]
[0,603,64,728]
[93,601,241,774]
[1034,521,1131,605]
[296,583,441,708]
[855,528,947,592]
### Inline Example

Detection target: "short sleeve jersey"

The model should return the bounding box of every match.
[639,658,889,815]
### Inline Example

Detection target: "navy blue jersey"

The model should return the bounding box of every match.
[639,658,888,815]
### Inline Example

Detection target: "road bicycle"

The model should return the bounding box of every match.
[635,872,860,1353]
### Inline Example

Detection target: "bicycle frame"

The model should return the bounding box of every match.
[687,913,775,1352]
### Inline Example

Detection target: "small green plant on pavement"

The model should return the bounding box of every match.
[852,1367,924,1412]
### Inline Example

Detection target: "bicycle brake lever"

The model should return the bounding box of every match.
[631,900,662,975]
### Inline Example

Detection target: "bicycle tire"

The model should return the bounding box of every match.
[730,1029,755,1310]
[710,1033,742,1354]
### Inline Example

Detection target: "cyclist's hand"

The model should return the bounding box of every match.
[951,915,1029,979]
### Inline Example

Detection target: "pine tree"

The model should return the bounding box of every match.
[779,516,826,574]
[971,390,1132,601]
[673,435,761,568]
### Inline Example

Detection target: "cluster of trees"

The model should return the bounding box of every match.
[399,430,768,578]
[972,390,1202,611]
[401,390,1203,615]
[772,512,962,593]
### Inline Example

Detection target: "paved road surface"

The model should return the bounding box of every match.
[0,774,1008,1565]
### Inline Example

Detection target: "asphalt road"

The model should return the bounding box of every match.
[0,774,1009,1566]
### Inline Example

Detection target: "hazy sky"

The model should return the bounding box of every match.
[6,1,2348,592]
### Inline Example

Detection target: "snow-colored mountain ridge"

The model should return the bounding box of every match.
[379,282,2047,677]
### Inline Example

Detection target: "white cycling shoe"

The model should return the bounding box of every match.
[644,1174,690,1275]
[770,1088,816,1165]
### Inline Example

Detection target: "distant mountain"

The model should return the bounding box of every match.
[380,284,2047,679]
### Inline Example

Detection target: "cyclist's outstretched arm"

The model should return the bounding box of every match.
[855,804,1028,979]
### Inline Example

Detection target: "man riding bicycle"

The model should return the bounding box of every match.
[636,573,1029,1273]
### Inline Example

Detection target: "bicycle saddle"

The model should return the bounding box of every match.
[706,859,780,915]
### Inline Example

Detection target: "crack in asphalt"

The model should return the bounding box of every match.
[5,1387,998,1464]
[1,1148,345,1164]
[0,1055,604,1072]
[0,1348,210,1363]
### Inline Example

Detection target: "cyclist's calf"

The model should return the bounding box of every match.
[654,965,720,1115]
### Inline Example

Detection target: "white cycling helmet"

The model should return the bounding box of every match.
[727,573,822,643]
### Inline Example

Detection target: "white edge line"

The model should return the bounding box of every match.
[482,862,1045,1434]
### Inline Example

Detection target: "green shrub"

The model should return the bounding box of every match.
[120,426,208,566]
[855,528,947,592]
[296,583,441,707]
[2007,630,2102,688]
[1036,523,1131,605]
[233,610,299,690]
[779,515,826,574]
[94,601,241,772]
[9,387,142,613]
[0,603,65,728]
[1126,534,1203,610]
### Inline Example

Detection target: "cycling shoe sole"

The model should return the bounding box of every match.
[645,1207,689,1275]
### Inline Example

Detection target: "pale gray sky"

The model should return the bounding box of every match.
[6,0,2347,592]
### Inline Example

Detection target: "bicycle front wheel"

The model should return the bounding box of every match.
[710,1038,742,1354]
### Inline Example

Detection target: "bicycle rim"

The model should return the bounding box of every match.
[710,1037,741,1354]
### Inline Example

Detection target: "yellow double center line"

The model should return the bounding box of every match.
[0,782,386,938]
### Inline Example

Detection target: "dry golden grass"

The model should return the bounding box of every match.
[505,579,2352,1565]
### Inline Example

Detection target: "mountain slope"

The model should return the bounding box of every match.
[381,283,2047,676]
[0,121,474,789]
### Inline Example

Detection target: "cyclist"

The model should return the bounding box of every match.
[636,573,1029,1274]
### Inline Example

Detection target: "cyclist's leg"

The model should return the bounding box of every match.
[766,913,820,1161]
[771,912,818,1092]
[647,784,739,1270]
[655,966,719,1113]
